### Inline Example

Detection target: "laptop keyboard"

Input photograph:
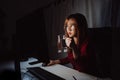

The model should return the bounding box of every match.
[27,67,65,80]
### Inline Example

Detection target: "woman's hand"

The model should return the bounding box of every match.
[47,60,60,66]
[65,37,78,48]
[65,37,72,48]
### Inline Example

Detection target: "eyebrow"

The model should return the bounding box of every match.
[67,24,77,27]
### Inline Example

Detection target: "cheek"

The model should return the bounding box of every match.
[66,30,70,36]
[66,30,69,35]
[72,29,76,34]
[71,27,76,35]
[66,28,69,32]
[72,31,76,35]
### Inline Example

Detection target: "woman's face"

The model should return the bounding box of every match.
[66,19,78,37]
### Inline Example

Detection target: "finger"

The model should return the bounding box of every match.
[67,38,72,41]
[66,41,71,47]
[47,63,51,66]
[47,62,52,66]
[47,60,52,66]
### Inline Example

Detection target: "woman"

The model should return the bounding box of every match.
[47,13,97,75]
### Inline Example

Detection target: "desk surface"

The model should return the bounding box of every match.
[20,57,110,80]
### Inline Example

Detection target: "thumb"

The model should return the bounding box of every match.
[47,60,54,66]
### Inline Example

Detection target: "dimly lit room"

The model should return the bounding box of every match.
[0,0,120,80]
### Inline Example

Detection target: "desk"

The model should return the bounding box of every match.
[20,57,110,80]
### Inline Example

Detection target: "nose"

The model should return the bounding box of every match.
[68,27,72,31]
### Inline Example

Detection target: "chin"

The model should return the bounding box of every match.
[69,35,74,37]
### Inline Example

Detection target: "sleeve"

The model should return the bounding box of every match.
[59,57,70,64]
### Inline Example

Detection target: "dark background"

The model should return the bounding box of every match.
[0,0,120,80]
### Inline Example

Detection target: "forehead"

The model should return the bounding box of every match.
[67,18,77,26]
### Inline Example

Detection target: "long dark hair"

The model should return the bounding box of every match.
[64,13,88,46]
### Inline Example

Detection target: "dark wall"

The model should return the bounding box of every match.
[0,8,16,75]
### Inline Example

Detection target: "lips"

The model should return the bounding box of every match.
[68,32,71,35]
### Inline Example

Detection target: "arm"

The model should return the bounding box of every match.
[66,37,80,60]
[47,57,70,66]
[72,46,80,60]
[47,60,60,66]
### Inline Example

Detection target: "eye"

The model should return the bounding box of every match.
[66,26,70,30]
[71,25,75,30]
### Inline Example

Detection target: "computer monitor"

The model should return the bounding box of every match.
[16,10,50,65]
[16,11,51,80]
[16,36,50,65]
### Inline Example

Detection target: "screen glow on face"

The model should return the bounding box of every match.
[66,19,77,37]
[66,24,76,37]
[66,24,75,31]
